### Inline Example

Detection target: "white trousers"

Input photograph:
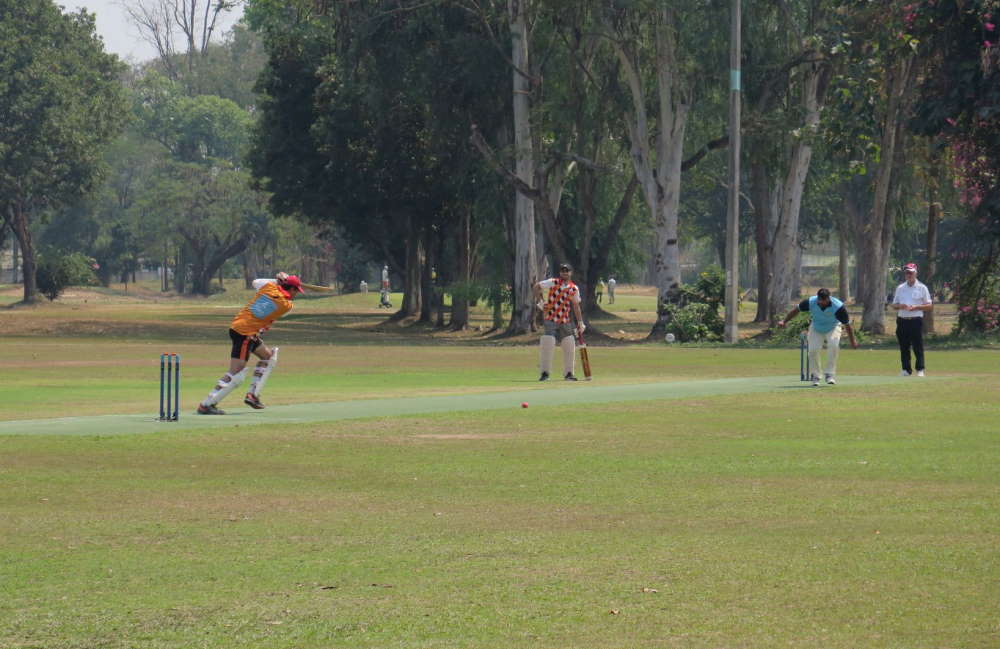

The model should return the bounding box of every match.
[808,324,842,378]
[539,335,576,375]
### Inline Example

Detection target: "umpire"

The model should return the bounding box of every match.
[891,262,933,376]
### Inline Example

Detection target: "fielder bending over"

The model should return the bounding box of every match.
[534,263,585,381]
[778,287,858,386]
[197,272,304,414]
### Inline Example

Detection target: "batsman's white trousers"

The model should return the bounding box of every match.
[807,324,842,378]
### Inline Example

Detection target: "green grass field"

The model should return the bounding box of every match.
[1,284,998,648]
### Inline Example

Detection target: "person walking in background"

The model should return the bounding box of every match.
[778,287,858,386]
[892,262,933,376]
[533,263,585,381]
[381,265,390,291]
[197,272,304,414]
[360,279,368,294]
[607,277,616,304]
[596,279,605,304]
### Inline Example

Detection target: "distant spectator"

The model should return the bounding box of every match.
[597,279,606,304]
[360,280,368,294]
[607,277,617,304]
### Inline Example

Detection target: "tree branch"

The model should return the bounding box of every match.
[681,135,729,172]
[469,123,541,201]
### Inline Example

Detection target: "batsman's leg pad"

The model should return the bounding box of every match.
[249,347,279,397]
[204,368,247,406]
[561,335,576,375]
[539,335,556,373]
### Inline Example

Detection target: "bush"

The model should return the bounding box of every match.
[767,311,811,344]
[35,252,98,301]
[663,266,726,342]
[666,302,718,342]
[956,298,1000,334]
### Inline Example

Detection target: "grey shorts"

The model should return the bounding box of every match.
[543,320,576,342]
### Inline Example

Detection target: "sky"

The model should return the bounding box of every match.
[61,0,245,63]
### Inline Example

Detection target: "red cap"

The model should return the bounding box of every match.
[282,275,305,293]
[903,263,917,273]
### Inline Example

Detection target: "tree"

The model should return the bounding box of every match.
[124,0,241,94]
[0,0,130,303]
[600,0,728,338]
[248,0,509,321]
[825,1,921,333]
[908,0,1000,331]
[740,0,843,323]
[468,0,647,318]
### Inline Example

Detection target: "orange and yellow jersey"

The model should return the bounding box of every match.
[540,277,580,324]
[230,280,294,335]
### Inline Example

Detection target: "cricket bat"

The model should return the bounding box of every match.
[300,282,336,293]
[577,330,592,381]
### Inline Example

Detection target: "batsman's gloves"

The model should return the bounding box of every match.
[577,323,586,334]
[536,300,545,311]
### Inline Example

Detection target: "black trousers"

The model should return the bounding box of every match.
[895,317,925,372]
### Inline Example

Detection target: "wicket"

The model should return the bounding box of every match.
[799,332,811,382]
[159,353,180,421]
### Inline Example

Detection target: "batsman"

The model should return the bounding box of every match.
[534,263,586,381]
[196,272,304,414]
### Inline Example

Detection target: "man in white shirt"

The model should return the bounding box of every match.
[891,262,933,376]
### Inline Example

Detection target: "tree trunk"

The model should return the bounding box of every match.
[838,223,850,303]
[609,8,688,339]
[173,246,187,293]
[505,0,538,335]
[399,223,422,318]
[450,208,471,330]
[924,151,942,333]
[184,235,249,296]
[751,163,776,322]
[11,230,19,284]
[857,56,915,333]
[419,229,433,323]
[766,62,825,322]
[8,201,38,303]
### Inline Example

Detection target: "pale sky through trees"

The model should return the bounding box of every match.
[61,0,244,63]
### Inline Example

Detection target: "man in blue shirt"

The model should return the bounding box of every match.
[778,288,858,386]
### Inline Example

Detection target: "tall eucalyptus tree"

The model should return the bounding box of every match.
[599,0,728,337]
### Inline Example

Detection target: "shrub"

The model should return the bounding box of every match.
[666,302,718,342]
[663,266,726,342]
[35,252,98,301]
[956,298,1000,334]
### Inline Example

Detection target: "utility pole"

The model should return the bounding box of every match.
[724,0,742,343]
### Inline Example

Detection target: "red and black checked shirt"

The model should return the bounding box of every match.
[544,278,579,324]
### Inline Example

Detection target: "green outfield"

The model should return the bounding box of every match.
[1,285,998,648]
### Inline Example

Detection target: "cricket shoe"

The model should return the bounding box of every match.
[899,370,911,377]
[811,375,821,387]
[916,370,926,377]
[197,404,225,415]
[244,393,266,409]
[564,373,579,381]
[825,374,836,385]
[538,371,550,381]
